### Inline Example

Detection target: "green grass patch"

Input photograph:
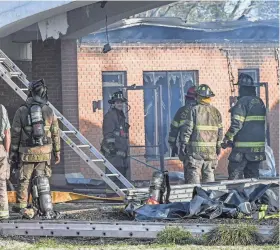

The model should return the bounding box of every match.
[157,226,196,245]
[205,224,261,246]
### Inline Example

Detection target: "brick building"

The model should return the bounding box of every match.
[0,18,278,184]
[78,18,279,180]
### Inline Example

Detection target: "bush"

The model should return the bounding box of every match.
[271,224,279,245]
[205,224,261,246]
[157,226,195,245]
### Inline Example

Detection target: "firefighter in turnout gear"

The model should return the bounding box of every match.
[168,86,196,161]
[223,73,266,179]
[0,105,11,219]
[101,91,130,193]
[10,79,60,218]
[179,84,223,184]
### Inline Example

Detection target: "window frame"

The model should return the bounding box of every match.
[143,70,199,160]
[102,71,127,115]
[238,68,260,96]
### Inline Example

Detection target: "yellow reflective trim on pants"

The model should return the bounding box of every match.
[15,203,28,209]
[168,136,176,143]
[245,116,266,121]
[235,142,265,147]
[233,115,245,122]
[191,142,216,147]
[195,125,218,131]
[171,120,179,127]
[0,211,9,218]
[218,123,223,128]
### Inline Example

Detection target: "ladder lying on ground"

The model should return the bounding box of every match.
[0,49,134,197]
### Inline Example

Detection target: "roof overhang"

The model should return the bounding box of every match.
[0,1,172,42]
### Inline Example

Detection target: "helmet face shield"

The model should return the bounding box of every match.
[108,91,127,104]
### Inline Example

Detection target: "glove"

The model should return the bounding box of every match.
[9,152,19,170]
[171,145,178,157]
[108,142,116,155]
[221,138,233,149]
[179,144,187,156]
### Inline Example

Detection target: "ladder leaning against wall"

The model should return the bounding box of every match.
[0,49,134,198]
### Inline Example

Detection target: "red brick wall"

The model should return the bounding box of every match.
[77,43,279,180]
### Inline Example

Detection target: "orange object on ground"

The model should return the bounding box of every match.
[7,191,123,204]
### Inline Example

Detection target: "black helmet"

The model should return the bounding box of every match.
[235,73,259,87]
[28,79,48,102]
[108,91,127,104]
[196,84,215,98]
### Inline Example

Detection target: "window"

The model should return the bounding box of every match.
[102,72,127,114]
[238,69,260,96]
[143,71,199,158]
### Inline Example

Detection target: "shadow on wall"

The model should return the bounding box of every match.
[0,80,26,124]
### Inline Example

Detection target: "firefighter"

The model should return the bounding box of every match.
[223,73,266,179]
[101,91,129,192]
[10,79,60,218]
[0,104,11,219]
[179,84,223,184]
[168,86,197,158]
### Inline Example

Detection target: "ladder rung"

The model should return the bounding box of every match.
[0,47,135,196]
[10,72,21,77]
[92,159,105,162]
[77,145,90,148]
[63,131,76,134]
[105,174,120,177]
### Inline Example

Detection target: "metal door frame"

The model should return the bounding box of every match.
[123,85,165,171]
[260,82,270,146]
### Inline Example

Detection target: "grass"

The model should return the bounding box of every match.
[156,226,196,245]
[0,224,278,250]
[1,241,279,250]
[205,224,261,246]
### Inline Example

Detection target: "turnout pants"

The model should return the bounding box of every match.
[227,151,262,180]
[184,155,217,184]
[16,161,51,209]
[0,145,10,219]
[105,155,128,195]
[228,159,261,180]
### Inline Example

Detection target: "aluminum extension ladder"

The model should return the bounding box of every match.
[0,49,134,197]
